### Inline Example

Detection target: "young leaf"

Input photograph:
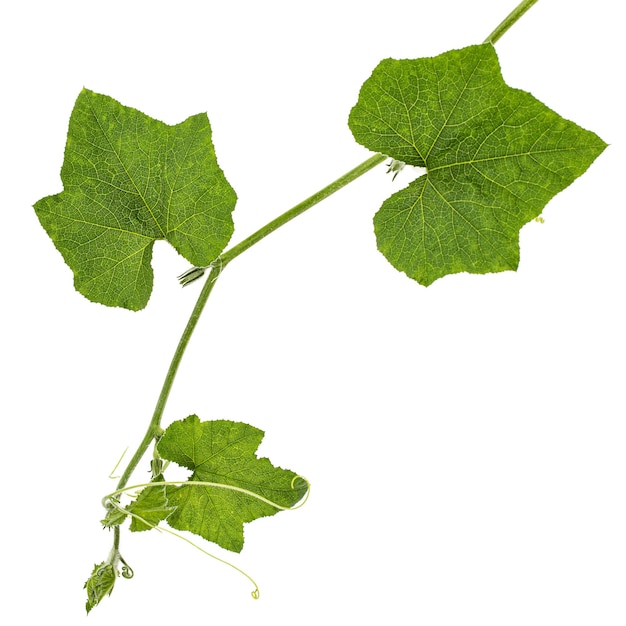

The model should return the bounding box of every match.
[84,562,117,614]
[158,415,308,553]
[33,89,236,310]
[127,485,176,532]
[101,502,127,528]
[348,44,607,285]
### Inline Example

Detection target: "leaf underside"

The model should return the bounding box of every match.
[34,89,236,310]
[157,415,308,553]
[348,43,607,285]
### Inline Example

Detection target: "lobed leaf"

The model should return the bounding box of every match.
[158,415,308,553]
[34,89,236,310]
[348,44,607,285]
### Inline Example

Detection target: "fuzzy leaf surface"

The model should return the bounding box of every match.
[84,562,116,614]
[158,415,308,553]
[348,43,607,285]
[34,88,236,310]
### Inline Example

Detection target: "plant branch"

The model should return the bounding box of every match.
[115,265,221,491]
[485,0,540,44]
[115,153,385,491]
[220,153,386,265]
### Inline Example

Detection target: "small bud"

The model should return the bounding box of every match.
[178,266,207,287]
[84,561,117,613]
[386,158,406,181]
[151,457,164,479]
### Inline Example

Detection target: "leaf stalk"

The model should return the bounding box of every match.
[485,0,540,44]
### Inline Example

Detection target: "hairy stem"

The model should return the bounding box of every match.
[485,0,539,44]
[115,154,385,491]
[220,153,386,265]
[115,266,221,491]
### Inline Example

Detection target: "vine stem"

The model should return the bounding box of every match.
[485,0,540,44]
[114,0,541,496]
[115,153,385,492]
[221,154,387,265]
[114,265,221,492]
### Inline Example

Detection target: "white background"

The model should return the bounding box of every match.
[1,1,624,624]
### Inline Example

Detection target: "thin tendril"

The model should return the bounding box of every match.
[108,447,129,479]
[102,476,311,512]
[107,498,260,599]
[118,554,134,579]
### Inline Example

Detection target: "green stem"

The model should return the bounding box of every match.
[114,153,385,492]
[220,153,386,265]
[115,265,221,491]
[484,0,540,44]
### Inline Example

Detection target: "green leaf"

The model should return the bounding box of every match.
[127,485,176,532]
[348,44,607,285]
[101,501,127,528]
[84,562,116,614]
[34,89,236,310]
[157,415,308,553]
